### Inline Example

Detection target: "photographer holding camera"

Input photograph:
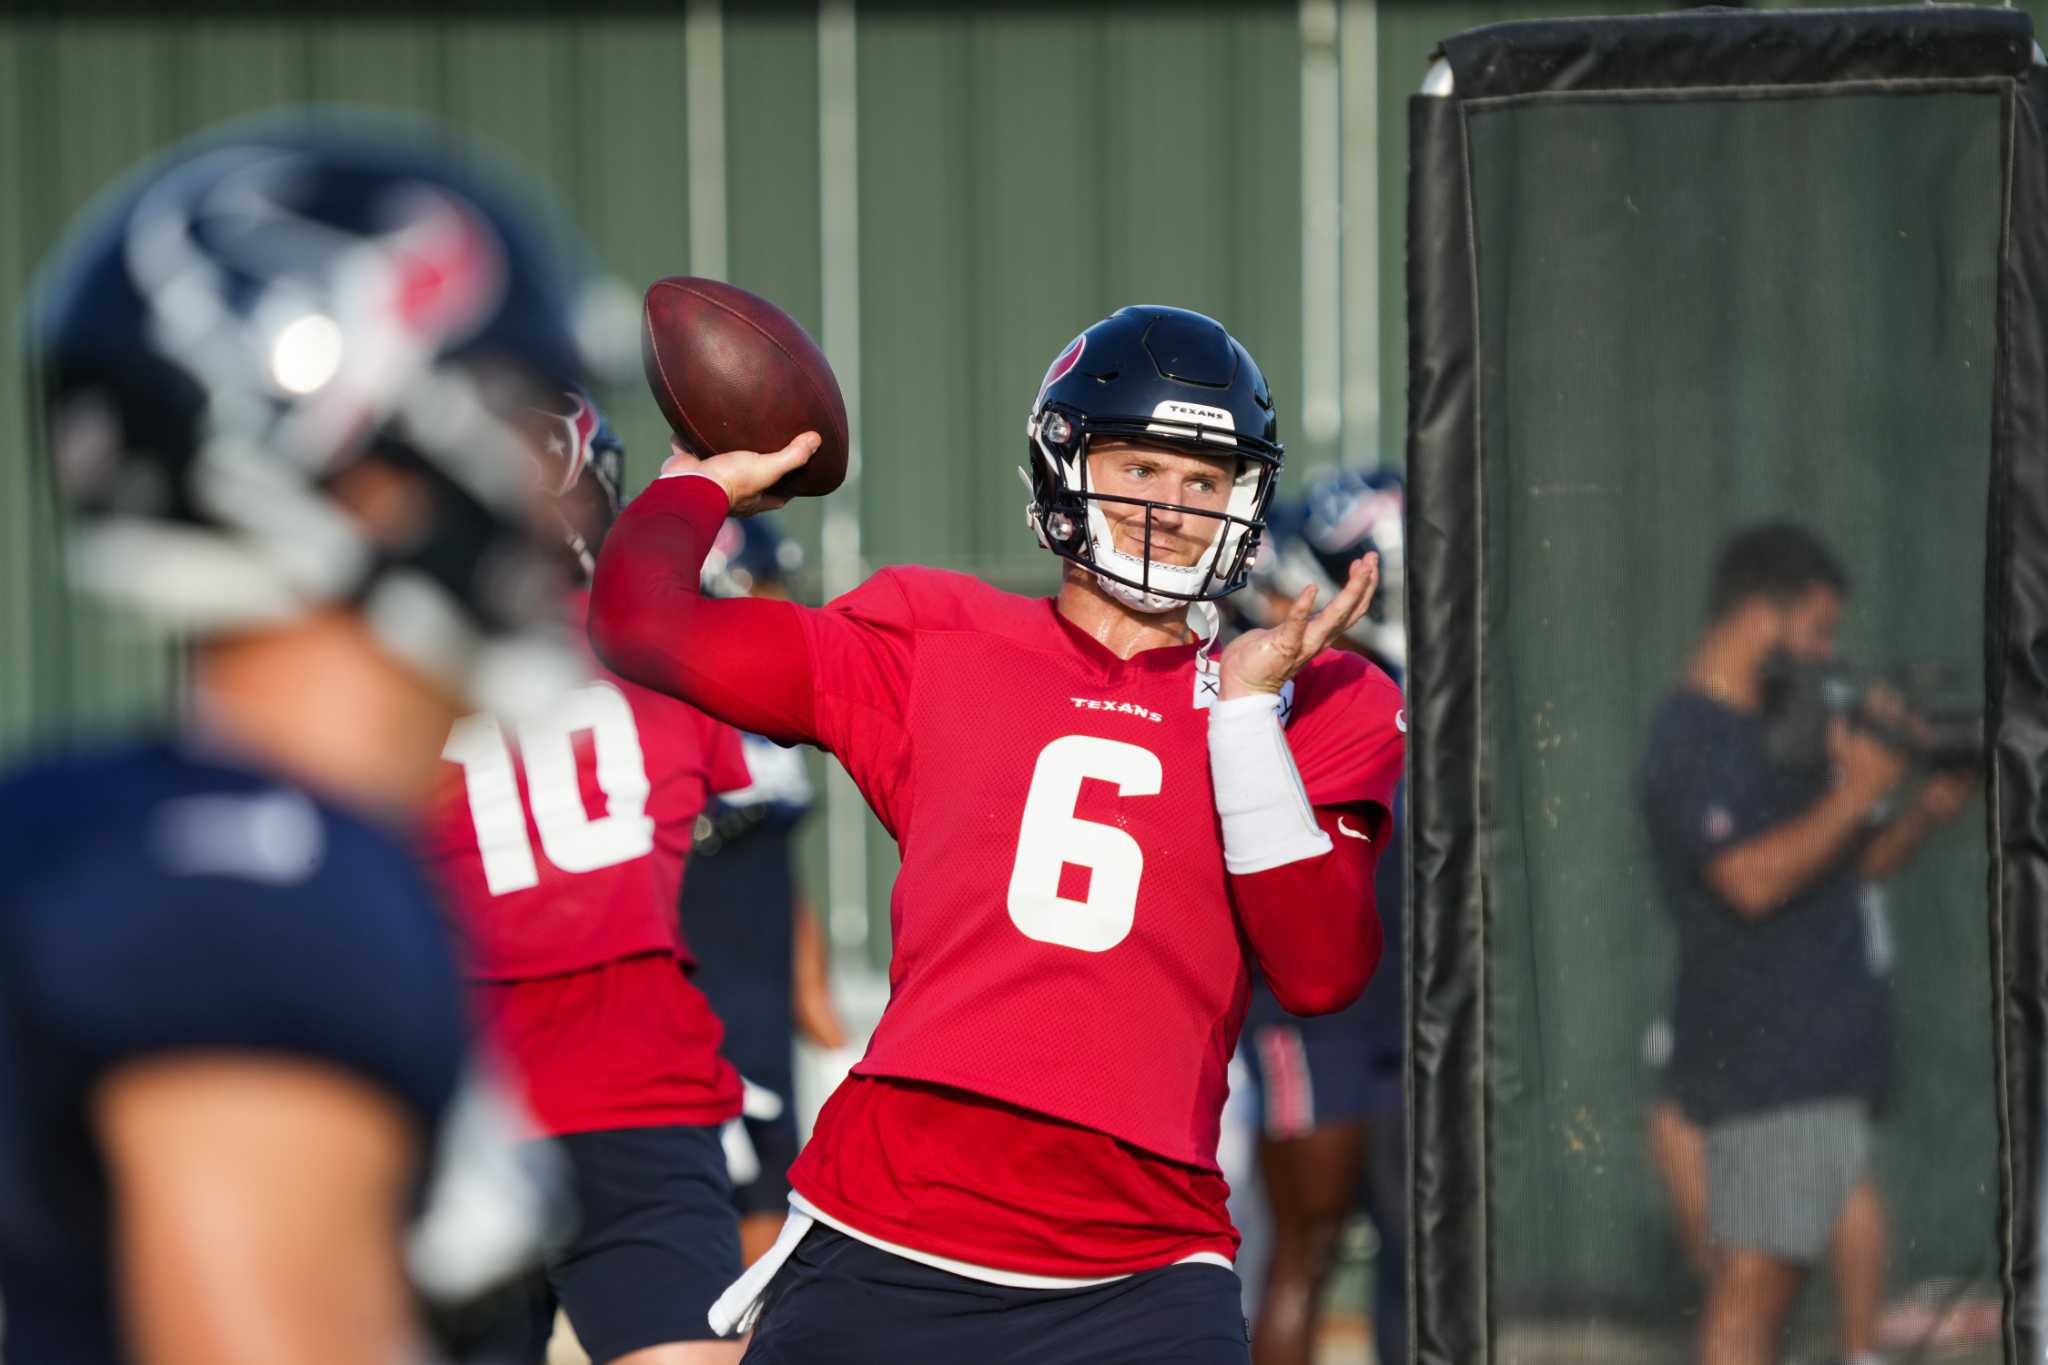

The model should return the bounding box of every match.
[1638,522,1974,1365]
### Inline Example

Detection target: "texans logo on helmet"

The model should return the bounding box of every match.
[387,190,507,345]
[1035,334,1085,407]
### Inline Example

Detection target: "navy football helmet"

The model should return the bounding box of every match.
[1253,468,1406,667]
[31,115,629,709]
[525,388,625,578]
[700,512,804,599]
[1023,306,1283,611]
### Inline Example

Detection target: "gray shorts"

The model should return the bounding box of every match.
[1704,1099,1871,1263]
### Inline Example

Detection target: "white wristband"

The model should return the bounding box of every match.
[1208,692,1332,874]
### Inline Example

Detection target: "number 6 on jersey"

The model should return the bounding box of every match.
[1005,735,1163,952]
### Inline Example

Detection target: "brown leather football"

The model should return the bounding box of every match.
[641,276,849,499]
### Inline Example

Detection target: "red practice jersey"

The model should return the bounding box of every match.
[425,592,748,981]
[590,474,1403,1272]
[423,589,748,1134]
[798,567,1401,1165]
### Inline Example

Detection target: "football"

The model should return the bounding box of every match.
[641,276,850,499]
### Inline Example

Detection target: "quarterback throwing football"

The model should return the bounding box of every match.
[590,306,1403,1364]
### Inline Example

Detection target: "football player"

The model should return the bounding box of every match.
[421,393,752,1365]
[589,306,1404,1364]
[681,514,844,1264]
[1234,472,1409,1365]
[0,122,610,1365]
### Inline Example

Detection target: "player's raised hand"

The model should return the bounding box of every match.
[659,431,819,516]
[1217,552,1379,701]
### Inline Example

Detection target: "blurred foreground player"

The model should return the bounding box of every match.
[681,515,845,1263]
[591,306,1404,1364]
[423,396,750,1365]
[1235,472,1409,1365]
[0,124,608,1364]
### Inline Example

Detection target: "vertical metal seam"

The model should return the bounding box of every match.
[1339,0,1379,468]
[685,0,728,281]
[4,22,40,742]
[818,0,868,952]
[963,15,989,559]
[1300,0,1343,463]
[559,17,590,273]
[1093,7,1114,311]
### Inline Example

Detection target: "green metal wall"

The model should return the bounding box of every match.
[854,4,1302,582]
[0,4,1303,752]
[0,2,1330,998]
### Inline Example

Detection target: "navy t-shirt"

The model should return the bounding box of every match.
[0,740,470,1365]
[1639,691,1888,1124]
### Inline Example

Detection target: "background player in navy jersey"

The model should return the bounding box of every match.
[683,514,847,1264]
[591,306,1404,1364]
[1232,470,1409,1365]
[423,393,754,1365]
[0,121,613,1365]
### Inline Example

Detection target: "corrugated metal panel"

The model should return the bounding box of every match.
[0,26,34,745]
[4,21,189,751]
[854,3,1304,587]
[0,0,1570,756]
[0,14,705,763]
[438,14,698,490]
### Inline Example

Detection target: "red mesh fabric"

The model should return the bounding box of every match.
[791,1074,1238,1278]
[423,592,738,980]
[591,472,1405,1260]
[474,952,740,1136]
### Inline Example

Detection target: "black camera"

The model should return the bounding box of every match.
[1760,656,1982,775]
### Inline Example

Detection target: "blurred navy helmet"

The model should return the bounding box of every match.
[700,514,804,599]
[31,114,631,707]
[1255,468,1406,665]
[1023,306,1283,612]
[524,388,625,577]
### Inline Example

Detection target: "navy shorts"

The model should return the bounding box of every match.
[463,1124,742,1363]
[741,1225,1250,1365]
[1241,1014,1381,1138]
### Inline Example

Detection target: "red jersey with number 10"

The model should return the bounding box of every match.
[794,567,1402,1168]
[424,593,748,982]
[422,592,748,1135]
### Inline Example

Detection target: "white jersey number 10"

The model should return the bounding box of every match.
[443,682,656,895]
[1005,734,1163,952]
